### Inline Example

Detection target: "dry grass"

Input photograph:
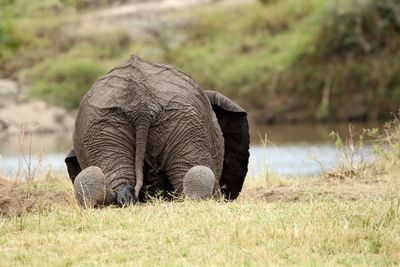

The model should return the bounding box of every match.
[0,119,399,266]
[241,164,399,203]
[0,162,399,266]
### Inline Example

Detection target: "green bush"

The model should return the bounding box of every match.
[258,0,280,5]
[24,29,130,109]
[0,21,19,61]
[0,1,20,62]
[0,0,75,18]
[27,57,107,109]
[315,0,400,59]
[253,0,400,122]
[156,0,321,99]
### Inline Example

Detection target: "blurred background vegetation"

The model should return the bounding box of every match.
[0,0,399,123]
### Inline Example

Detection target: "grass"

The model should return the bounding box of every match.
[1,117,400,266]
[1,200,399,265]
[0,177,399,266]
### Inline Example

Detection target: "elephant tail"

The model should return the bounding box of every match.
[134,118,150,199]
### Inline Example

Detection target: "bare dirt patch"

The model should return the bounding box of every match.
[0,177,74,217]
[241,175,398,202]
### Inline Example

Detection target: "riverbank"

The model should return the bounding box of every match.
[1,119,399,265]
[1,0,399,123]
[1,150,398,216]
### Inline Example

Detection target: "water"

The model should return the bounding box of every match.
[0,134,72,179]
[248,143,373,177]
[0,122,378,179]
[247,122,377,177]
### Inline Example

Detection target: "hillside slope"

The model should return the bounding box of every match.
[1,0,399,122]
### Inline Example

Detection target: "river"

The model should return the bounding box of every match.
[0,122,377,179]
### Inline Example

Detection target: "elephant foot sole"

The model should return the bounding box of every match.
[183,166,216,200]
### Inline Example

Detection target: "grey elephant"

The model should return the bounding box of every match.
[65,55,249,207]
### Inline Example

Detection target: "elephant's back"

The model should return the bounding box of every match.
[77,55,214,130]
[99,56,209,110]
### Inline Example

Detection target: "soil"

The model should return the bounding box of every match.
[240,175,394,202]
[0,177,74,217]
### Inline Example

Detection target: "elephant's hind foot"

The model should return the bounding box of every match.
[115,184,136,207]
[183,166,216,200]
[73,166,113,208]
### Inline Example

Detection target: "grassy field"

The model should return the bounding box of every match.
[1,174,399,266]
[1,119,399,266]
[1,196,400,265]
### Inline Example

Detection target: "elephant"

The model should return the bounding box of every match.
[65,55,249,207]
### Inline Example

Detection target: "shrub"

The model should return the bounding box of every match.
[258,0,280,5]
[0,21,20,61]
[0,1,20,63]
[27,57,107,109]
[315,0,400,59]
[1,22,76,78]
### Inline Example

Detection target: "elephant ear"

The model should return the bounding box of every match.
[204,90,250,200]
[65,149,82,183]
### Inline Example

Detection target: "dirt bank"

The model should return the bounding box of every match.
[2,168,398,217]
[240,145,399,202]
[0,177,74,217]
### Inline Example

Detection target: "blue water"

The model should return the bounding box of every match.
[248,144,373,177]
[0,144,374,179]
[0,123,376,179]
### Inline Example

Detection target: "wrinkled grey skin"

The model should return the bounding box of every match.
[74,166,113,208]
[65,56,250,207]
[183,166,215,199]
